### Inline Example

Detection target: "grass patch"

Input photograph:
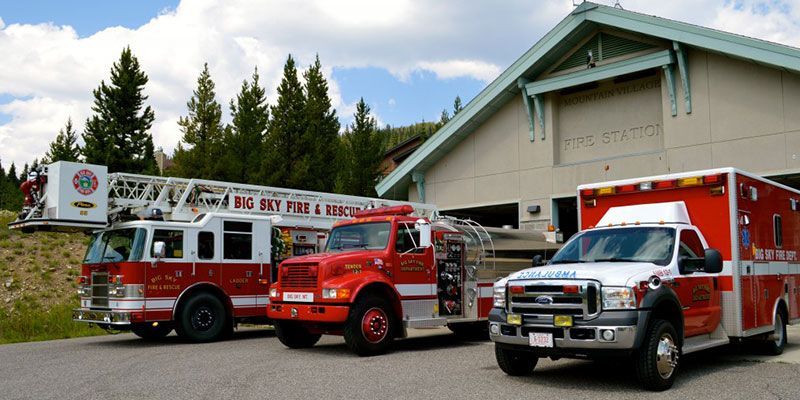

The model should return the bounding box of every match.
[0,300,106,344]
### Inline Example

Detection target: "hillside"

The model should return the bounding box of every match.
[0,210,105,343]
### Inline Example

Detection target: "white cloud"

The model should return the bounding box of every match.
[415,60,502,82]
[1,0,799,168]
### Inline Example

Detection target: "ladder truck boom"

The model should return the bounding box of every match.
[9,161,436,232]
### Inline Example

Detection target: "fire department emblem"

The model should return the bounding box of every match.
[73,169,99,195]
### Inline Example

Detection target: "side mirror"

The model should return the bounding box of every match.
[532,255,544,267]
[704,248,723,273]
[415,219,432,248]
[153,241,167,259]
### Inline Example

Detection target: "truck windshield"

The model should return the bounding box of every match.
[549,227,676,266]
[83,228,147,263]
[325,222,391,252]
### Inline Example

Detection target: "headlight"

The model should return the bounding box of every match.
[602,287,636,310]
[269,287,278,298]
[493,285,506,308]
[321,288,350,299]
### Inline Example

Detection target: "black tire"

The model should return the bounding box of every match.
[764,311,787,355]
[343,297,395,356]
[635,319,681,391]
[448,321,489,340]
[131,323,172,340]
[175,292,230,343]
[274,321,322,349]
[494,345,538,376]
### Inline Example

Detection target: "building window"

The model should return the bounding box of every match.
[152,229,184,258]
[774,214,783,248]
[198,231,214,260]
[224,221,252,260]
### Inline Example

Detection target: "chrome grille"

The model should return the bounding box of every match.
[507,279,600,321]
[282,264,318,289]
[90,272,109,308]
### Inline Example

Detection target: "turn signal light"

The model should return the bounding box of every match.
[596,186,615,196]
[654,180,676,189]
[509,285,524,294]
[563,285,579,294]
[677,177,703,187]
[616,184,636,193]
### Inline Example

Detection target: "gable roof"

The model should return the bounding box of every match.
[375,1,800,199]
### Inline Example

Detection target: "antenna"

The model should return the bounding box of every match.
[613,0,624,9]
[572,0,584,6]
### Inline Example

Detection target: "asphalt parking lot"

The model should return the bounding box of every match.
[1,326,799,400]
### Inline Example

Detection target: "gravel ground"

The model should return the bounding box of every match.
[1,327,799,400]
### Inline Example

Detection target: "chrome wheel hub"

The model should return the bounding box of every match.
[656,333,679,379]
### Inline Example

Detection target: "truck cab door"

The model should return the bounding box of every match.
[392,222,435,299]
[674,228,722,337]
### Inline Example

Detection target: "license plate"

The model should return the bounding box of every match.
[282,292,313,302]
[528,332,554,348]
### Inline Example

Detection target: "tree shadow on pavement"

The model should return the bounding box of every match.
[86,326,276,348]
[307,332,485,357]
[499,345,752,392]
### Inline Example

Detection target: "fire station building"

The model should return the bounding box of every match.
[376,2,800,239]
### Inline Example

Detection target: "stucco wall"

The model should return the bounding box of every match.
[411,48,800,231]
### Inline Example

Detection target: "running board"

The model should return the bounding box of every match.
[683,336,730,354]
[404,317,447,329]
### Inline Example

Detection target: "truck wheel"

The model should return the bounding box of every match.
[494,345,537,376]
[635,319,681,391]
[175,292,229,343]
[274,321,321,349]
[131,323,172,340]
[344,297,395,356]
[764,312,787,355]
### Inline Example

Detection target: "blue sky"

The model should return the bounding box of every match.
[0,0,491,157]
[0,1,179,37]
[0,1,798,167]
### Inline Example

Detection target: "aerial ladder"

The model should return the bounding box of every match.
[9,161,436,235]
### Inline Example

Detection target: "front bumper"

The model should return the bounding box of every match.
[268,303,350,323]
[489,307,645,351]
[72,308,132,326]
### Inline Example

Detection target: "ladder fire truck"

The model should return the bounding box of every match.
[9,161,435,342]
[266,205,562,356]
[490,168,800,390]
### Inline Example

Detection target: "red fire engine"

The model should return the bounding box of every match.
[490,168,800,390]
[9,161,434,342]
[267,204,561,356]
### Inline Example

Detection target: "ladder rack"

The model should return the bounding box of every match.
[10,161,436,232]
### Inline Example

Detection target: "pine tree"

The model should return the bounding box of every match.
[173,63,225,180]
[223,67,270,184]
[82,46,157,174]
[263,55,307,188]
[439,109,450,125]
[302,55,341,192]
[453,95,463,115]
[44,118,81,163]
[0,158,8,210]
[7,163,19,188]
[338,98,383,196]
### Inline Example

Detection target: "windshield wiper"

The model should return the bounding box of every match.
[592,258,638,263]
[549,259,587,264]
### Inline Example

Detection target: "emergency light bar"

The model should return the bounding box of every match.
[581,174,725,200]
[353,205,414,218]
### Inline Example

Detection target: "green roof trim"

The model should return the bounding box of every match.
[376,1,800,199]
